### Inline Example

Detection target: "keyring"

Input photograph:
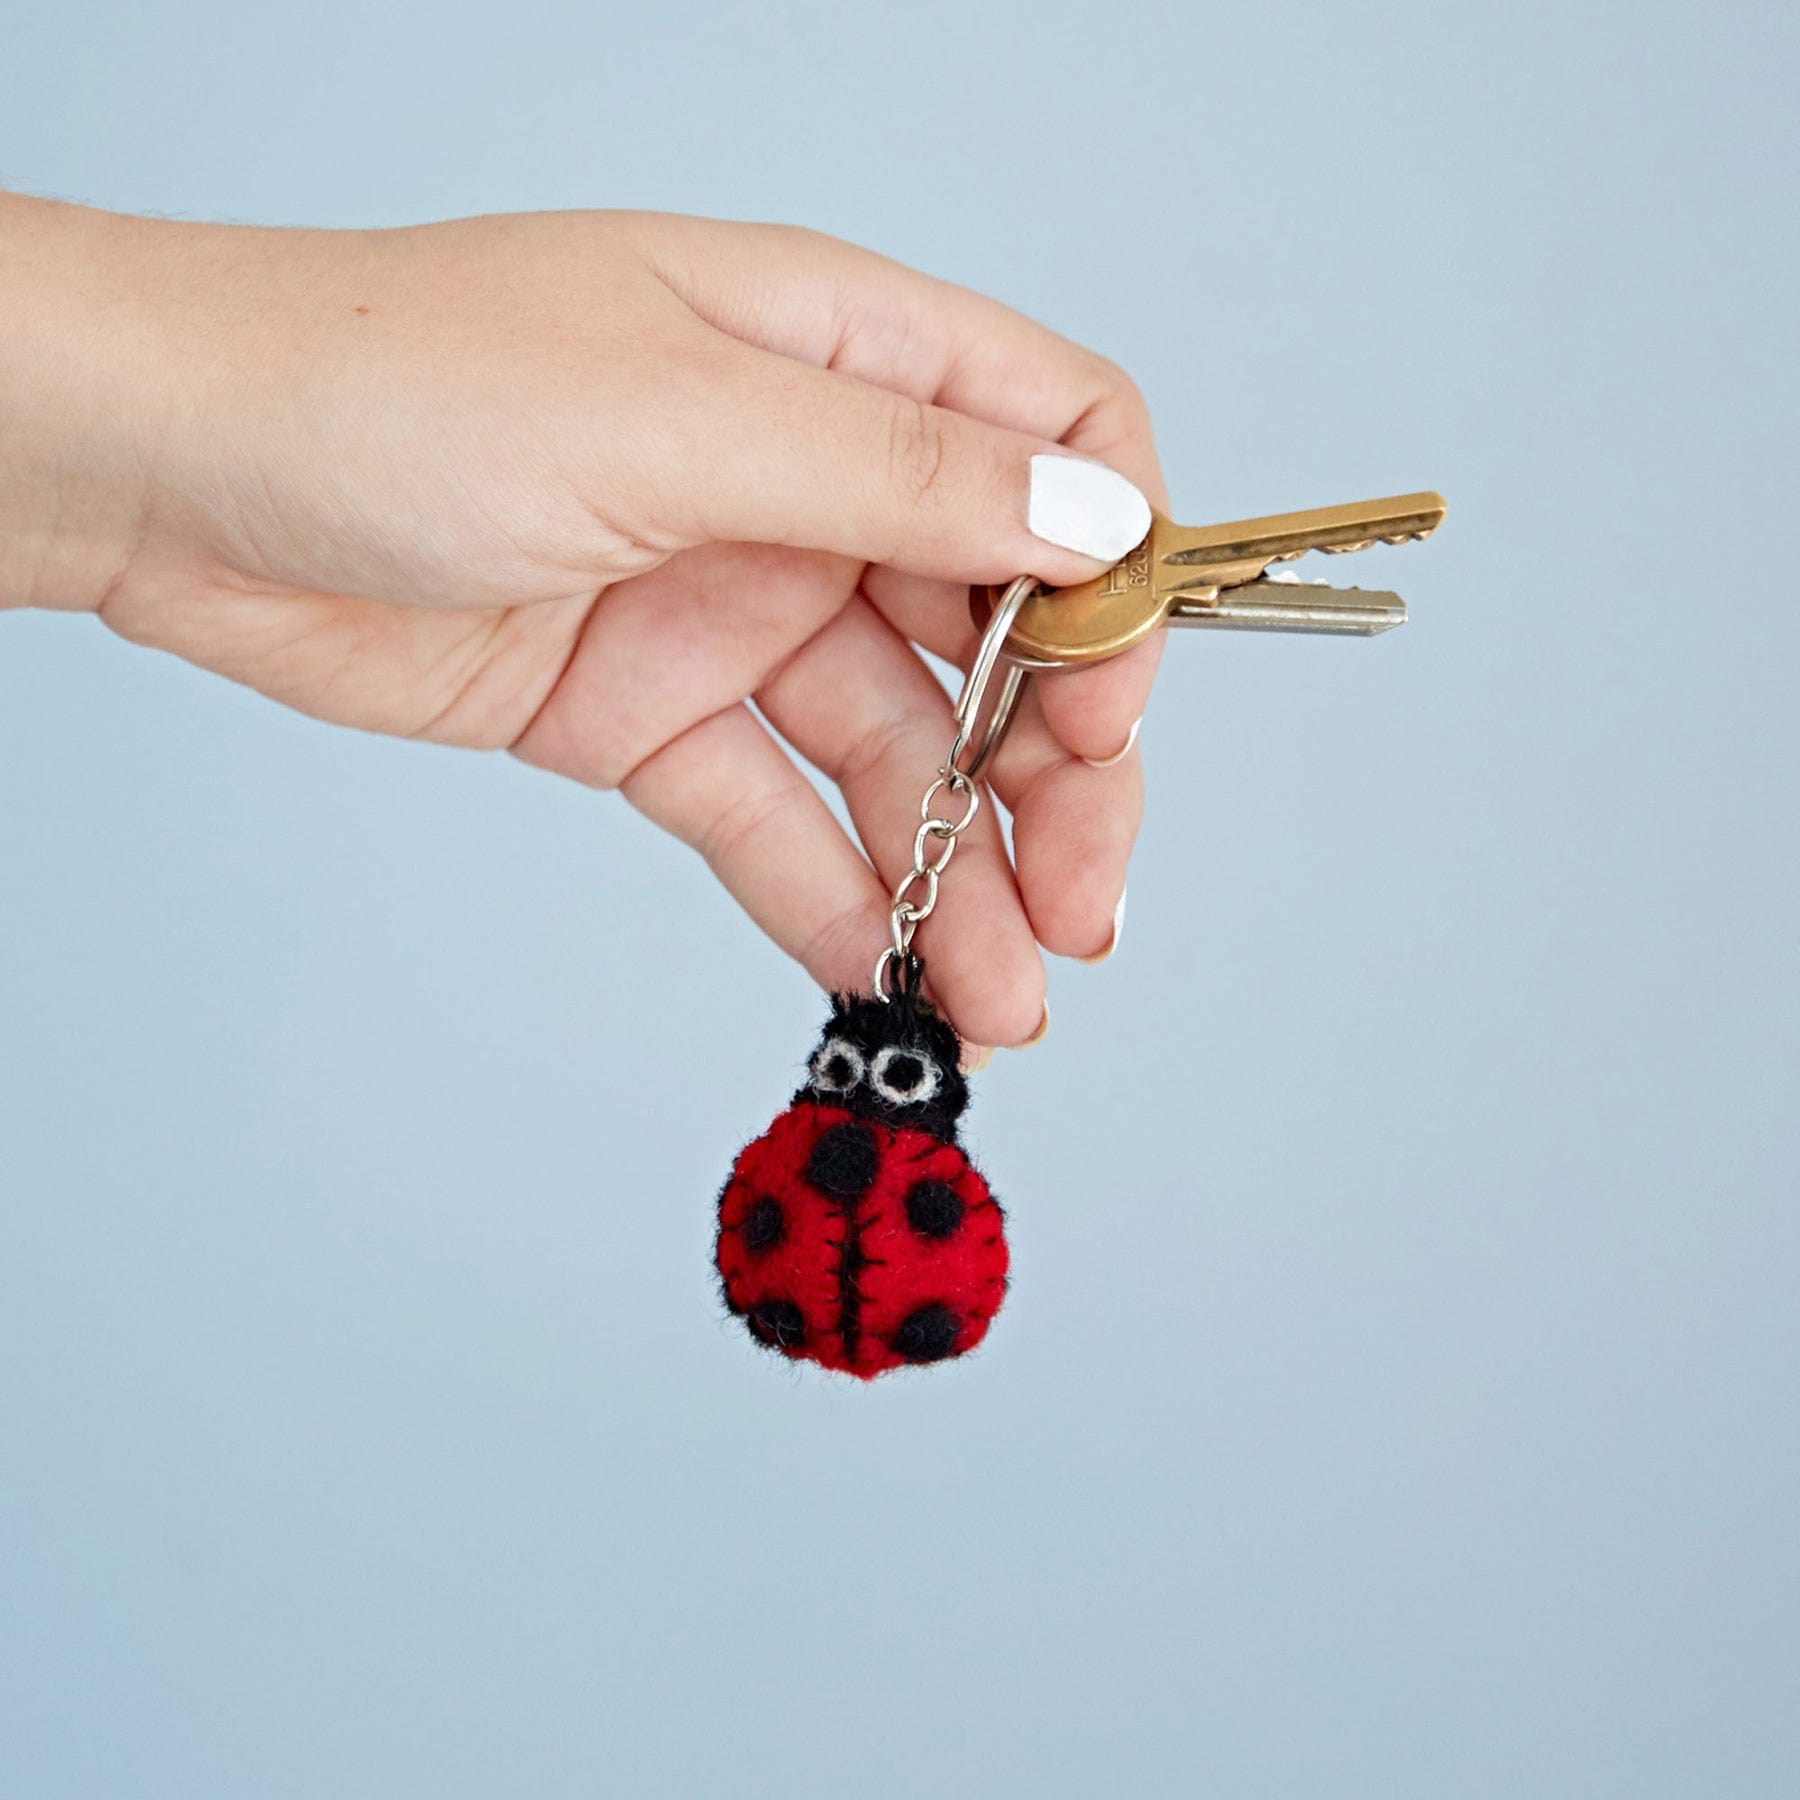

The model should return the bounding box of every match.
[946,573,1037,782]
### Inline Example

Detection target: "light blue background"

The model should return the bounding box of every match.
[3,2,1796,1794]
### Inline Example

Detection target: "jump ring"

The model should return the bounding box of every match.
[947,576,1036,783]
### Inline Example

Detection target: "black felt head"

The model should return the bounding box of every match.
[796,988,969,1139]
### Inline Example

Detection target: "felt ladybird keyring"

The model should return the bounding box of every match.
[716,958,1008,1376]
[714,578,1039,1378]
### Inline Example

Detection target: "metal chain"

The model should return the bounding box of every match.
[873,769,983,998]
[872,575,1039,1001]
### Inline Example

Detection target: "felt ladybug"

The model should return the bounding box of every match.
[715,970,1008,1377]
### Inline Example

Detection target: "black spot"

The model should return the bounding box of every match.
[805,1121,880,1200]
[742,1196,786,1254]
[893,1302,959,1364]
[904,1178,965,1241]
[883,1052,925,1095]
[748,1299,806,1352]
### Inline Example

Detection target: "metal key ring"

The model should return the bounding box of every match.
[946,574,1037,783]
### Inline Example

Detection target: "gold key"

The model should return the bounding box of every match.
[974,491,1446,668]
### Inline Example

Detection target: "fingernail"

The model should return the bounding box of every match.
[960,1043,995,1074]
[1082,715,1141,771]
[1028,455,1152,564]
[1076,887,1128,965]
[1007,1001,1051,1051]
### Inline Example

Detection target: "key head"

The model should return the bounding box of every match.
[971,513,1176,669]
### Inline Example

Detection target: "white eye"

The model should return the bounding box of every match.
[810,1037,866,1095]
[869,1044,942,1107]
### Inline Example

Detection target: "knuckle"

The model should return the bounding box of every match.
[763,221,834,253]
[833,708,916,793]
[695,781,805,875]
[799,895,890,986]
[512,709,631,795]
[1073,355,1153,442]
[884,394,952,509]
[1113,365,1151,418]
[1087,350,1146,409]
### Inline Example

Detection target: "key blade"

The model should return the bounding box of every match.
[1168,581,1407,636]
[1155,491,1446,595]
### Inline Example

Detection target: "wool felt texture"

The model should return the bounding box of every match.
[716,986,1009,1378]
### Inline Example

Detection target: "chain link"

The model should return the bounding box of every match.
[875,767,983,997]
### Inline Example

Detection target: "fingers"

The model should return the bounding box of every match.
[640,215,1156,452]
[507,541,1045,1046]
[1028,378,1170,767]
[986,685,1142,963]
[859,568,1141,962]
[865,555,1155,790]
[615,702,892,999]
[753,595,1048,1050]
[511,541,860,789]
[651,332,1150,590]
[874,565,1163,769]
[1029,631,1166,768]
[862,554,1163,776]
[642,216,1172,764]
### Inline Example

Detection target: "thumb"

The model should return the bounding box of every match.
[652,337,1152,585]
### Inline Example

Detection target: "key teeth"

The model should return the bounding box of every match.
[1323,527,1436,553]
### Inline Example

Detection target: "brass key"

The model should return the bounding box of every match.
[974,491,1446,668]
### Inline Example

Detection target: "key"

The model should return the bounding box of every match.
[973,491,1445,668]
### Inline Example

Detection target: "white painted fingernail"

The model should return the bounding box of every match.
[1076,886,1128,965]
[1082,715,1141,770]
[1028,455,1152,564]
[960,1043,995,1074]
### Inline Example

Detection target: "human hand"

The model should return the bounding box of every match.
[1,198,1166,1052]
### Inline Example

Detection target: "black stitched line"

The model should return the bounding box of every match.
[836,1190,867,1366]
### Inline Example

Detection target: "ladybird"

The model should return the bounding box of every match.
[715,987,1009,1377]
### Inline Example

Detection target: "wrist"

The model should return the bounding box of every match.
[0,195,175,614]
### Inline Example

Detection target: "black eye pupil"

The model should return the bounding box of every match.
[884,1053,925,1094]
[825,1054,854,1085]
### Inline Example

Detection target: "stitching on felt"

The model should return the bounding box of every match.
[836,1182,868,1366]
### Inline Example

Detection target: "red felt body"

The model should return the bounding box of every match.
[717,1100,1009,1378]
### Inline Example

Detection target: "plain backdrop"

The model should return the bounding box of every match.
[3,2,1796,1795]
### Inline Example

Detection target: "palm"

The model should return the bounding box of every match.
[101,537,879,755]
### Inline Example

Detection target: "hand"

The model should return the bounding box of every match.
[1,198,1167,1051]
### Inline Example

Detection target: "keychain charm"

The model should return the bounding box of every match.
[716,493,1446,1377]
[714,579,1037,1377]
[715,964,1008,1376]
